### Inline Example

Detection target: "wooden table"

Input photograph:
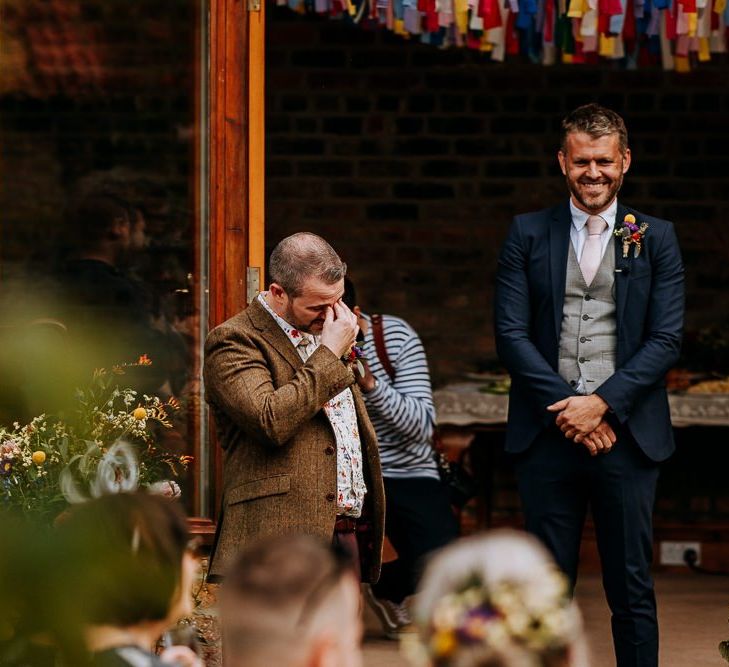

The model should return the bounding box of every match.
[432,383,729,528]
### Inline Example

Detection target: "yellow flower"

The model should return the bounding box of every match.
[624,213,636,224]
[431,630,457,657]
[137,354,153,366]
[32,451,46,466]
[133,407,148,420]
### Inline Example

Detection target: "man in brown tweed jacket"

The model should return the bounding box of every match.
[204,232,385,582]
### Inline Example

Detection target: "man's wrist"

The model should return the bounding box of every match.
[591,393,610,416]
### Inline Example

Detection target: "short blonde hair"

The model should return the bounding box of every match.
[560,104,628,155]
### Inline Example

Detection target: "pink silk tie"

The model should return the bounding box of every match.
[580,215,608,286]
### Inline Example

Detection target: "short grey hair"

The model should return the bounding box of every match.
[560,103,629,154]
[268,232,346,297]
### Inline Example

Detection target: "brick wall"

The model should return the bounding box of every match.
[266,8,729,384]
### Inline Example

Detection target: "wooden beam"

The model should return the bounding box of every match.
[207,0,265,519]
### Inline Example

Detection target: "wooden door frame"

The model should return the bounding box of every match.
[206,0,265,523]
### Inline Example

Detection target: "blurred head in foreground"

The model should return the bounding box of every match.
[409,530,589,667]
[54,492,198,661]
[220,534,362,667]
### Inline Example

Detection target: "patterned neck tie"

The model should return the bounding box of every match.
[579,215,608,286]
[296,334,317,361]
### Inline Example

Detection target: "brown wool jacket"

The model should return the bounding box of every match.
[203,298,385,581]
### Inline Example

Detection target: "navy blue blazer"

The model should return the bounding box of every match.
[494,200,685,462]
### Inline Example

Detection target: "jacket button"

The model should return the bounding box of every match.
[324,446,335,455]
[582,314,590,321]
[584,294,592,301]
[326,492,335,502]
[579,357,586,363]
[580,336,587,343]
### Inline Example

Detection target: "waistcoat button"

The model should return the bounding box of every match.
[584,294,592,301]
[326,492,335,502]
[324,446,335,455]
[582,314,590,321]
[580,336,587,343]
[579,357,586,363]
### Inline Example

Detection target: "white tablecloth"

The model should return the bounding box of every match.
[433,382,729,428]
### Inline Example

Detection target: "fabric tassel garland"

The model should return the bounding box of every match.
[280,0,728,70]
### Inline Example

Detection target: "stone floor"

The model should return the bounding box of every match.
[362,572,729,667]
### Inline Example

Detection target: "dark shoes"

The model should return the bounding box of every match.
[363,584,415,640]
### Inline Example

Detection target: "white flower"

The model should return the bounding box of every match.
[147,480,182,498]
[0,441,20,460]
[432,594,463,630]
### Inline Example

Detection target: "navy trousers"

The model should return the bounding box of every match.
[515,422,660,667]
[372,476,459,603]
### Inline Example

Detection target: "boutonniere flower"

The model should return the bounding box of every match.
[344,345,366,377]
[614,213,649,258]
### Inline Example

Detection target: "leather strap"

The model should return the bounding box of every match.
[371,314,446,473]
[371,314,396,381]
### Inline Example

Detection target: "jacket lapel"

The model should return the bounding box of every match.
[247,298,305,372]
[614,203,631,330]
[550,201,572,340]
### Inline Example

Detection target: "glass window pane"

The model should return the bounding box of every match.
[0,0,209,516]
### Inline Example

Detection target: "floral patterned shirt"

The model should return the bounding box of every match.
[258,293,366,517]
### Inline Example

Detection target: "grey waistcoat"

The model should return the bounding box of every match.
[558,242,617,394]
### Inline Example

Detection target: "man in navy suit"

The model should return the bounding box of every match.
[494,104,684,667]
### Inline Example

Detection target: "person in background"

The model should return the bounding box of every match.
[410,529,590,667]
[54,189,173,394]
[343,278,459,638]
[54,492,202,667]
[220,533,363,667]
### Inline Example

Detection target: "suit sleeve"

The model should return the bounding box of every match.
[595,222,684,422]
[204,326,354,447]
[494,216,576,424]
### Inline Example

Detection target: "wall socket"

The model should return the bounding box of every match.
[659,541,701,566]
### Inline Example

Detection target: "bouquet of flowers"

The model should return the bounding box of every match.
[0,356,192,523]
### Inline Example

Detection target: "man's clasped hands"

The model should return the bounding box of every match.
[547,394,616,456]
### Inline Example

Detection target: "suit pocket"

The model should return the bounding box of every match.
[227,474,291,505]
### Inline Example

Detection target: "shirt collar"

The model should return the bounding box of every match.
[570,197,618,233]
[257,292,316,348]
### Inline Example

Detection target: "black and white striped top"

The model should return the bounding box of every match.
[360,313,439,480]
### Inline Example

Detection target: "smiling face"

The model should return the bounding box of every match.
[270,276,344,334]
[558,131,631,214]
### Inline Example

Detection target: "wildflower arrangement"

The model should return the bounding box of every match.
[0,357,192,523]
[407,568,580,666]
